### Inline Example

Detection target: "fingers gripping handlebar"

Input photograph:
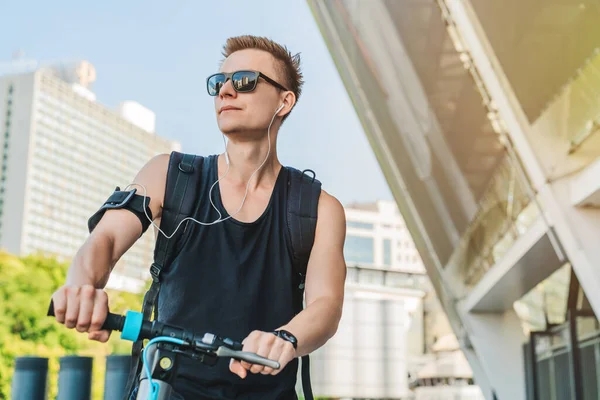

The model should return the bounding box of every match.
[46,300,280,369]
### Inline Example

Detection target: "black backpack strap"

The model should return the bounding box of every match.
[286,167,321,400]
[287,167,321,309]
[123,151,200,400]
[149,152,197,297]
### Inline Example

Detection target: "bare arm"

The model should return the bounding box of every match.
[65,153,170,288]
[279,190,347,356]
[52,153,170,340]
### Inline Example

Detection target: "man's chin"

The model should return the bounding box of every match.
[218,123,265,138]
[219,128,242,136]
[218,123,243,135]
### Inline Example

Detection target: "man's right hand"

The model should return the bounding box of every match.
[51,284,111,343]
[49,154,170,343]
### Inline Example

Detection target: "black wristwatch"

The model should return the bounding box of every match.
[272,329,298,350]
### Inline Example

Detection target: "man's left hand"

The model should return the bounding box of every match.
[229,330,296,378]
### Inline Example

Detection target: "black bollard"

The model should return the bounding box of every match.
[57,356,93,400]
[11,356,48,400]
[103,355,131,400]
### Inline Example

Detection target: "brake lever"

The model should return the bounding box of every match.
[194,333,278,368]
[215,346,280,370]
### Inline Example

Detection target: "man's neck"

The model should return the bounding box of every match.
[219,135,282,189]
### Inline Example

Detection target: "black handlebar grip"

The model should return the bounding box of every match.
[47,300,125,332]
[47,300,58,317]
[102,313,125,332]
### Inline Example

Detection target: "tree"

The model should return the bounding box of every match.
[0,252,147,399]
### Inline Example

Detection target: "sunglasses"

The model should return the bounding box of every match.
[206,70,289,96]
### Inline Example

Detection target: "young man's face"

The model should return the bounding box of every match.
[214,49,287,136]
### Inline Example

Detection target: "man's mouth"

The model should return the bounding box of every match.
[220,106,241,114]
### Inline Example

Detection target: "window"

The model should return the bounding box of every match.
[344,235,374,265]
[383,239,392,266]
[347,221,374,230]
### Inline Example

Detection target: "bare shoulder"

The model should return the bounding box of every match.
[316,190,346,243]
[318,190,345,219]
[138,153,171,177]
[131,153,171,218]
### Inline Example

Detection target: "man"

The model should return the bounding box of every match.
[50,35,347,399]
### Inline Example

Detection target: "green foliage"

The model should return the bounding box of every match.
[0,252,147,399]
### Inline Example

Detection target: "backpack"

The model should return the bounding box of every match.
[123,151,320,400]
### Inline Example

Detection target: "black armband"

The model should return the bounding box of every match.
[88,186,153,235]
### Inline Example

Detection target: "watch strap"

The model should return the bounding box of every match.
[272,329,298,349]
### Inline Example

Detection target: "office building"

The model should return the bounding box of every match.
[0,61,180,292]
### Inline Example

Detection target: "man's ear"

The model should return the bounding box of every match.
[278,91,296,117]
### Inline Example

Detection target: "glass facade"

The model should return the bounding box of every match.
[347,221,374,230]
[344,235,375,265]
[383,238,391,266]
[513,264,571,334]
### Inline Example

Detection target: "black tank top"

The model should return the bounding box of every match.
[156,155,298,400]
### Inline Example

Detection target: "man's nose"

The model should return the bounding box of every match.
[219,78,237,99]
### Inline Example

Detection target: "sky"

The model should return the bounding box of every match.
[0,0,392,205]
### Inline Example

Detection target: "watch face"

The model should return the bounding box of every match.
[277,330,298,348]
[281,331,296,343]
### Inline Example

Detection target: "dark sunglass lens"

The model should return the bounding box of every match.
[207,74,226,96]
[232,71,258,92]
